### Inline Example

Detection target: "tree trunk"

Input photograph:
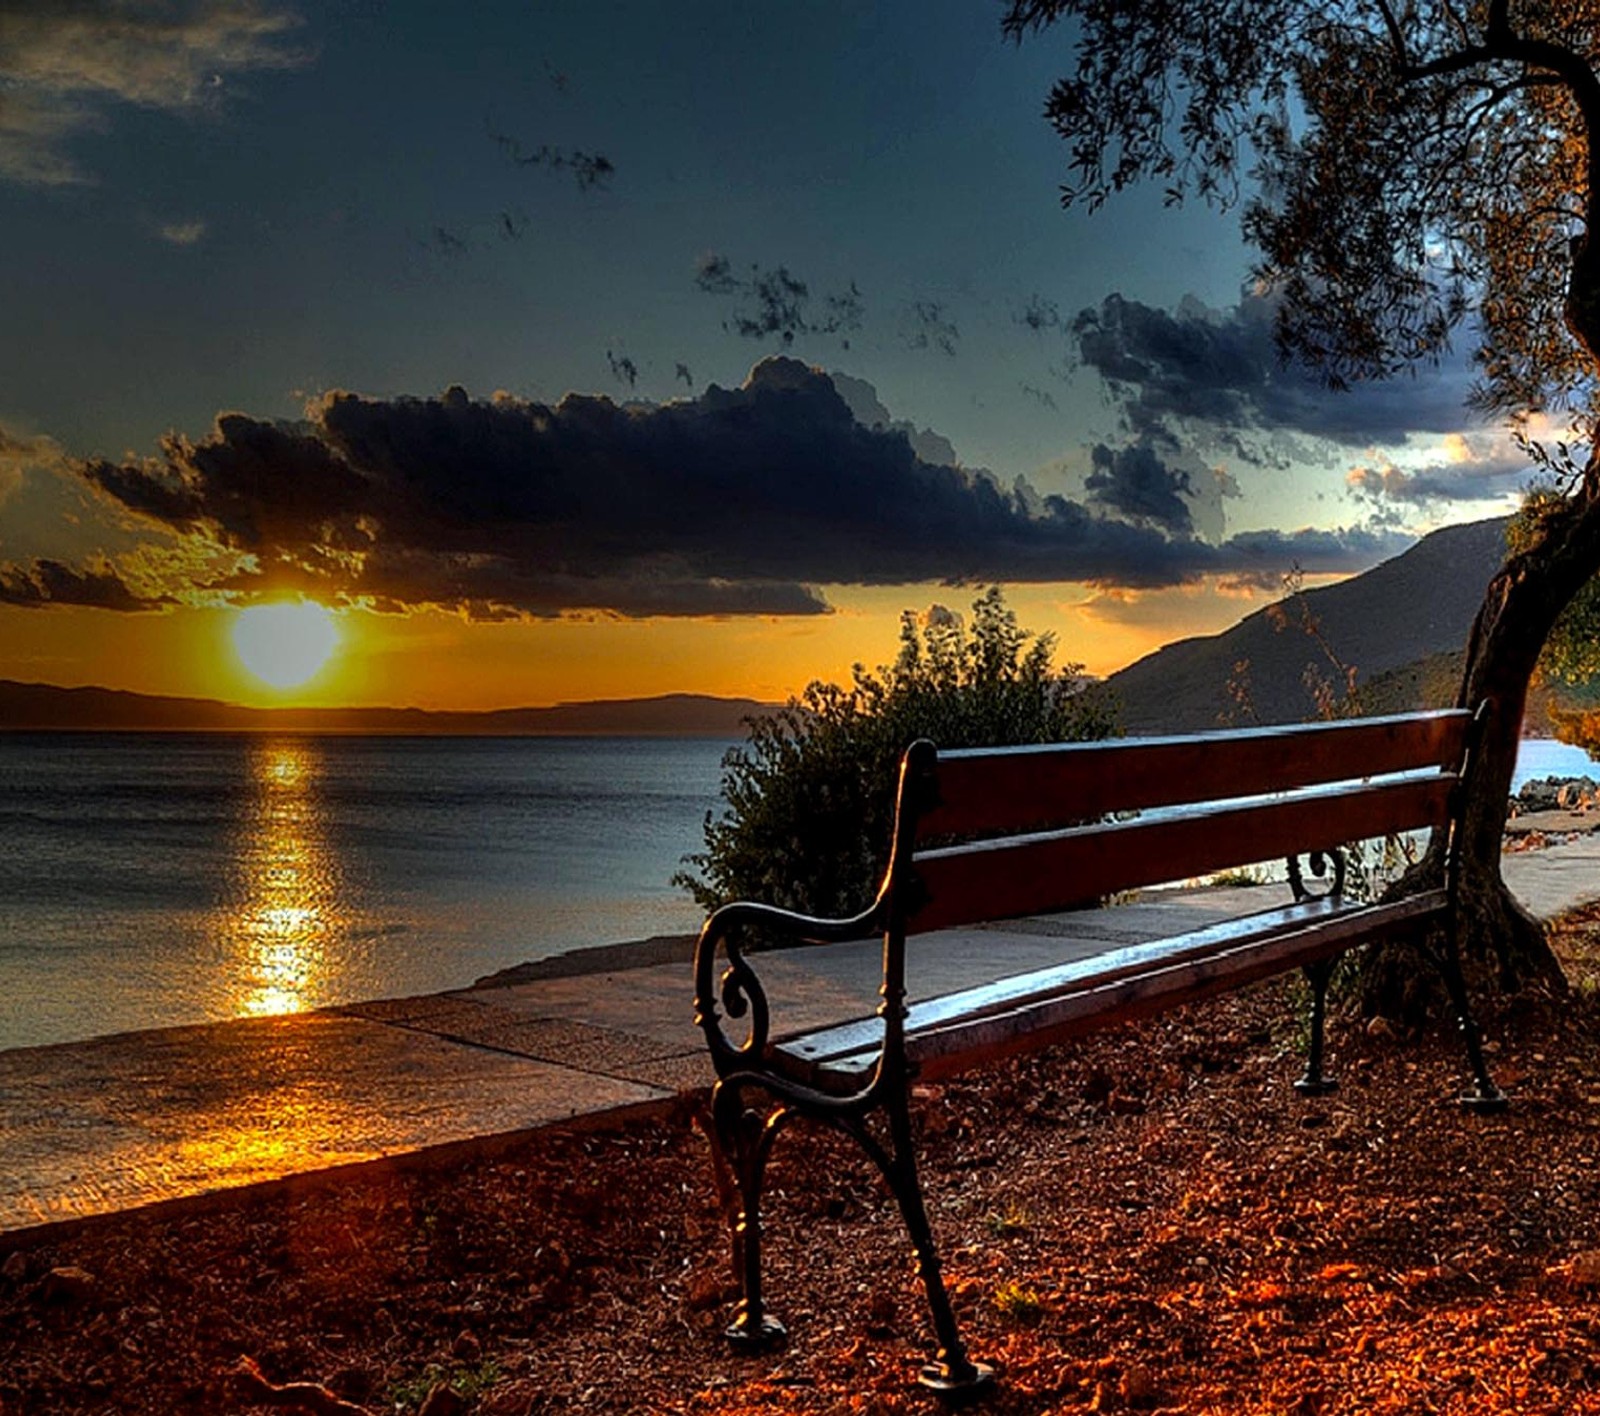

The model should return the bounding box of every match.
[1362,464,1600,1017]
[1372,234,1600,1008]
[1436,473,1600,991]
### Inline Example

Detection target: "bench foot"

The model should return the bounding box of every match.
[725,1312,787,1350]
[1457,1086,1509,1114]
[918,1359,995,1402]
[1293,1073,1339,1096]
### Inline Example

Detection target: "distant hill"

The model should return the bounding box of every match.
[0,682,771,737]
[1105,517,1511,734]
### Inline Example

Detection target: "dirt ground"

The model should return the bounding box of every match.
[7,906,1600,1415]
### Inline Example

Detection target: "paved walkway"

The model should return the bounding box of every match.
[2,836,1598,1243]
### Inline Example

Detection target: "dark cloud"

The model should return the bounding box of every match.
[902,300,959,356]
[1074,290,1475,455]
[694,255,865,348]
[487,122,614,191]
[1017,295,1063,334]
[75,358,1409,617]
[1078,438,1241,542]
[821,283,864,347]
[0,559,171,612]
[1086,442,1194,534]
[693,252,738,295]
[606,348,639,389]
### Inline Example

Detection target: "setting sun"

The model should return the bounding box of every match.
[231,602,340,690]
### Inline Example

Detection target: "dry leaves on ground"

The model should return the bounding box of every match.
[7,907,1600,1414]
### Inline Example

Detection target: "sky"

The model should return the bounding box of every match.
[0,0,1538,711]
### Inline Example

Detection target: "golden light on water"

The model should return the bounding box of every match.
[225,740,341,1018]
[231,601,340,689]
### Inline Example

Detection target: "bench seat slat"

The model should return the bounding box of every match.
[780,894,1354,1064]
[909,775,1452,934]
[774,891,1447,1087]
[919,710,1469,841]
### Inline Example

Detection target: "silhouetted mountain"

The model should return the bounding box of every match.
[0,683,769,737]
[1106,517,1510,734]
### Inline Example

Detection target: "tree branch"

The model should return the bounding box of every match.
[1486,0,1512,46]
[1374,0,1408,67]
[1395,20,1600,217]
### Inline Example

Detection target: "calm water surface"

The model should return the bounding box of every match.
[0,732,1592,1051]
[0,734,732,1050]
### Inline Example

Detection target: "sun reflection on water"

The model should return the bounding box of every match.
[222,739,344,1017]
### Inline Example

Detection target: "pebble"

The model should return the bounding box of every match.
[1568,1251,1600,1288]
[1119,1364,1159,1406]
[38,1266,96,1307]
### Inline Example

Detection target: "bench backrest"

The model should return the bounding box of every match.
[900,709,1474,935]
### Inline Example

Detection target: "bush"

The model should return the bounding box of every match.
[674,587,1119,917]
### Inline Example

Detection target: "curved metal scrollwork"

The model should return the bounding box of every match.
[1286,848,1346,901]
[693,897,883,1081]
[694,909,773,1071]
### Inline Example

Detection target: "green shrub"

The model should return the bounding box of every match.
[674,587,1118,917]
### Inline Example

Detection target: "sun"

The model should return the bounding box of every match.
[231,602,340,690]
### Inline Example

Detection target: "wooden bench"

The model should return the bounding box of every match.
[691,707,1505,1397]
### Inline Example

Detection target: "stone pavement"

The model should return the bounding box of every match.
[1,841,1596,1244]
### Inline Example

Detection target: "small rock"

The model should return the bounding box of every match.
[1568,1251,1600,1288]
[685,1272,737,1313]
[451,1329,481,1362]
[865,1289,897,1336]
[1119,1363,1159,1406]
[1,1251,28,1284]
[1365,1016,1399,1041]
[39,1266,95,1307]
[417,1382,467,1416]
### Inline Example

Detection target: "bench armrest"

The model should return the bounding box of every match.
[693,898,881,1076]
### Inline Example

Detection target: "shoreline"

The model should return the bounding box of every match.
[467,931,698,988]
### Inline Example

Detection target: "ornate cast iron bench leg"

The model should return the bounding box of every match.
[1294,957,1339,1095]
[845,1088,993,1399]
[711,1077,789,1349]
[1429,924,1508,1112]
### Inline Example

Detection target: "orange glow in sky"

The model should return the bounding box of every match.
[0,574,1304,714]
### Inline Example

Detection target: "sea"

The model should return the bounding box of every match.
[0,734,733,1051]
[0,732,1594,1053]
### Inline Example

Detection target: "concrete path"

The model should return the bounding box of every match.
[1,843,1595,1243]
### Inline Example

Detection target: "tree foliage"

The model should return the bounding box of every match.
[675,588,1118,917]
[1511,485,1600,684]
[1004,0,1600,421]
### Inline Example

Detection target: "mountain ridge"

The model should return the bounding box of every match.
[1104,516,1511,734]
[0,682,771,736]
